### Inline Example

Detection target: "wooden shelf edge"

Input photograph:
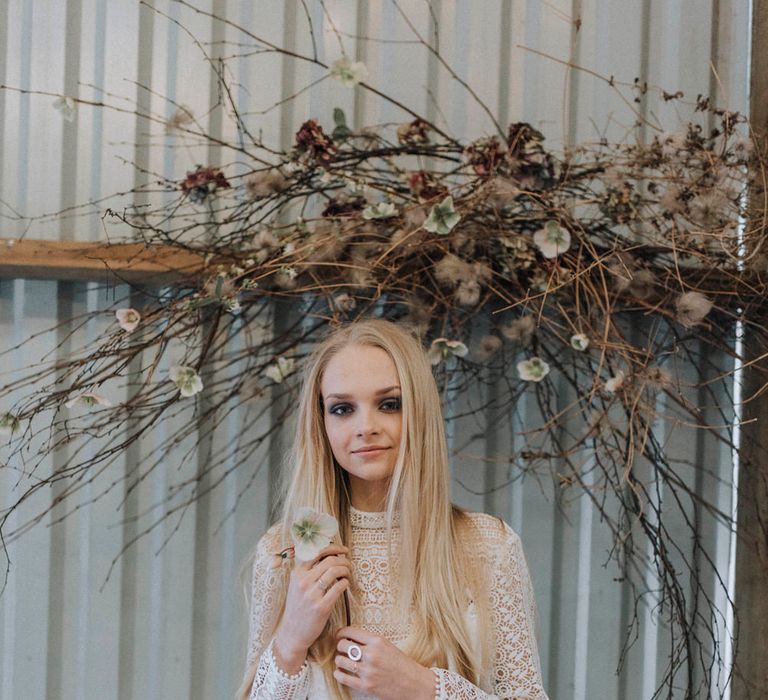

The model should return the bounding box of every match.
[0,238,206,283]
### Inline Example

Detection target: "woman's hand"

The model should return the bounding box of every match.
[334,626,436,700]
[272,544,352,673]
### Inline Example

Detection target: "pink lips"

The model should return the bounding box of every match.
[352,446,389,454]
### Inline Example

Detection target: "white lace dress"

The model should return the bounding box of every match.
[244,507,549,700]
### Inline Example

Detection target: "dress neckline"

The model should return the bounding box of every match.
[349,504,400,529]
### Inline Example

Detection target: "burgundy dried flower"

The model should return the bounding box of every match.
[322,195,366,218]
[295,119,337,166]
[180,166,231,203]
[408,170,448,202]
[397,118,431,145]
[464,136,504,175]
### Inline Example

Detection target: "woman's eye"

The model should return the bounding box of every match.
[329,404,352,416]
[380,397,401,411]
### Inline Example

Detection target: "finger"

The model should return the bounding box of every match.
[296,544,350,570]
[336,639,360,658]
[314,563,352,587]
[335,626,374,644]
[334,654,359,676]
[322,577,349,602]
[333,668,362,690]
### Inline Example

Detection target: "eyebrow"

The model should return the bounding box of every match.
[324,385,401,400]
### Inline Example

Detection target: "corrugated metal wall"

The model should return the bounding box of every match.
[0,1,751,699]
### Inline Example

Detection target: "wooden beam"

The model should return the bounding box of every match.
[0,237,206,282]
[732,1,768,697]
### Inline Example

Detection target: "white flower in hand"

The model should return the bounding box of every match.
[291,507,340,562]
[169,365,203,397]
[533,220,571,258]
[116,308,141,333]
[517,357,550,382]
[329,57,368,87]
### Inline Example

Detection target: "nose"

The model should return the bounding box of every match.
[355,406,380,436]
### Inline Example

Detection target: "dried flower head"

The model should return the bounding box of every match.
[676,291,713,328]
[397,118,430,145]
[246,169,289,199]
[476,334,502,361]
[166,104,194,132]
[180,166,230,203]
[502,316,536,343]
[604,371,626,394]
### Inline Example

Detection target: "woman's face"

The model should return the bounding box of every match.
[320,343,403,508]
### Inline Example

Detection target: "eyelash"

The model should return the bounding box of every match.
[328,397,401,416]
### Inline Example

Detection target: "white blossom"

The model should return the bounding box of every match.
[291,507,339,562]
[517,357,550,382]
[265,357,296,384]
[570,333,589,351]
[329,57,368,87]
[428,338,469,365]
[115,308,141,333]
[362,202,398,220]
[65,392,113,409]
[53,96,76,122]
[169,366,204,397]
[533,220,571,259]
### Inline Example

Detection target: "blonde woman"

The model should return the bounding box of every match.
[238,319,548,700]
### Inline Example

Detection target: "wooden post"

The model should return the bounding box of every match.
[732,2,768,697]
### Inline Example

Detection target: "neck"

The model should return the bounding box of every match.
[348,476,389,511]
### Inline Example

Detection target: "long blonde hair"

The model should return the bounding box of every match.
[238,319,490,699]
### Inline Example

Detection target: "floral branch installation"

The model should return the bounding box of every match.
[0,4,765,697]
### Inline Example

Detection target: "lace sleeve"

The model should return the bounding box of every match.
[431,520,548,700]
[243,525,311,700]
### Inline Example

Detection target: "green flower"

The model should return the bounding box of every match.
[424,196,460,235]
[291,507,339,561]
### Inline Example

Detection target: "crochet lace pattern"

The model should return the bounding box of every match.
[244,507,548,700]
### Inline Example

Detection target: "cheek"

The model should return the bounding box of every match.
[323,417,348,454]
